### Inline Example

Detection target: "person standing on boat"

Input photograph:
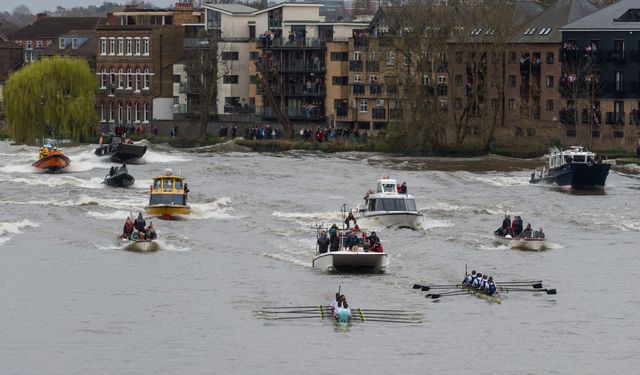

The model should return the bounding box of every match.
[500,214,511,236]
[329,232,340,252]
[183,183,190,204]
[328,224,338,238]
[134,213,146,233]
[345,212,357,229]
[463,270,477,285]
[317,231,330,254]
[398,182,407,194]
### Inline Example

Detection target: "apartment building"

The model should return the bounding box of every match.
[95,3,200,132]
[41,30,98,69]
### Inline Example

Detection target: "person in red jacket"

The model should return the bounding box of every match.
[122,217,134,239]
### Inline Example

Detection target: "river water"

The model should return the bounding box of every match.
[1,140,639,374]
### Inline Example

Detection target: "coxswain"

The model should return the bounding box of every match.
[485,277,497,296]
[463,270,477,285]
[335,300,352,324]
[472,272,483,289]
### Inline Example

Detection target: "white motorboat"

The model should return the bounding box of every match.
[313,250,388,273]
[118,237,159,252]
[494,234,546,251]
[355,178,422,229]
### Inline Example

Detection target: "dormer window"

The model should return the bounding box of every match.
[615,9,640,22]
[59,38,65,49]
[71,38,77,49]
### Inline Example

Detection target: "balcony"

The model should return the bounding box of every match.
[257,37,325,49]
[605,112,625,126]
[605,50,625,63]
[289,106,324,120]
[283,84,326,96]
[436,84,448,96]
[278,60,326,72]
[372,107,386,120]
[369,84,384,96]
[366,60,379,72]
[352,83,365,94]
[349,60,363,72]
[336,106,349,118]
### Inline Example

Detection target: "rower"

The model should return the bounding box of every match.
[472,272,482,289]
[335,301,351,324]
[479,274,489,291]
[463,270,477,285]
[485,277,497,296]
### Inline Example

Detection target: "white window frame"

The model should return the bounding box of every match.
[143,68,150,89]
[100,37,107,55]
[100,102,106,122]
[143,37,150,55]
[26,41,32,50]
[109,37,115,55]
[118,68,124,89]
[353,51,361,61]
[100,68,107,88]
[135,68,141,92]
[118,37,124,55]
[71,38,77,49]
[354,74,362,83]
[118,103,123,123]
[36,40,43,48]
[134,103,140,123]
[109,102,114,122]
[59,38,65,49]
[126,37,132,55]
[143,103,149,123]
[126,103,132,124]
[127,68,133,89]
[134,37,141,56]
[437,75,447,84]
[386,51,395,65]
[359,98,368,113]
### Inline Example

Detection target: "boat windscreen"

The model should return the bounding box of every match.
[383,184,396,193]
[375,198,406,211]
[149,193,185,205]
[405,199,417,211]
[154,180,162,190]
[163,179,174,191]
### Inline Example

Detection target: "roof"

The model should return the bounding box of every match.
[204,4,258,15]
[41,35,96,59]
[512,0,599,43]
[9,16,105,39]
[513,0,545,28]
[0,39,21,49]
[561,0,640,31]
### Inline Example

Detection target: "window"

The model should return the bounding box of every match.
[222,51,239,61]
[127,68,133,89]
[509,98,516,110]
[109,103,114,122]
[143,68,149,89]
[126,37,132,55]
[368,51,377,61]
[223,75,239,84]
[118,103,123,123]
[118,68,124,88]
[109,37,115,55]
[491,98,498,110]
[36,40,43,48]
[71,38,77,49]
[100,38,106,55]
[386,51,395,65]
[455,51,463,63]
[59,38,65,49]
[135,68,141,92]
[100,68,107,88]
[109,68,115,94]
[455,75,463,86]
[126,103,132,124]
[118,38,124,55]
[100,102,105,122]
[615,71,624,91]
[135,37,141,55]
[546,76,554,88]
[143,103,149,123]
[134,103,140,123]
[353,74,362,83]
[546,52,554,64]
[143,37,149,55]
[250,51,259,60]
[359,99,368,112]
[354,51,361,61]
[26,41,32,50]
[546,99,554,111]
[508,51,516,64]
[509,75,516,87]
[332,76,348,85]
[437,75,447,84]
[331,52,348,61]
[455,98,462,109]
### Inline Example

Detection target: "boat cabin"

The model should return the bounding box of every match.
[366,178,417,212]
[149,169,188,206]
[548,146,596,169]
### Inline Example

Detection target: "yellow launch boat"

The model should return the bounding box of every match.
[144,168,190,220]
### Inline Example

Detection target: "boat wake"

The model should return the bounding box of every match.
[460,172,530,187]
[0,219,40,245]
[272,211,343,227]
[188,197,234,219]
[1,195,144,210]
[12,175,105,189]
[421,202,503,217]
[86,210,134,220]
[140,149,190,164]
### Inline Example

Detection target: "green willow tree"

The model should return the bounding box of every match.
[5,56,97,144]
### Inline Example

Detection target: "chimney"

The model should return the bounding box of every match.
[37,12,47,21]
[106,12,117,25]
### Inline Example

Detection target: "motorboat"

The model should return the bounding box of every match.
[118,237,159,252]
[494,234,547,251]
[32,144,70,172]
[144,168,190,220]
[103,165,135,187]
[95,135,147,163]
[530,146,611,190]
[312,228,387,273]
[355,178,422,229]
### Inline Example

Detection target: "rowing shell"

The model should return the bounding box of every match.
[456,284,503,304]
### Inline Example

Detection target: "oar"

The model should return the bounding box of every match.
[413,284,459,290]
[261,315,327,320]
[499,287,557,295]
[354,316,422,323]
[258,310,326,315]
[351,308,410,313]
[499,280,542,285]
[427,292,469,299]
[261,305,330,310]
[499,282,543,289]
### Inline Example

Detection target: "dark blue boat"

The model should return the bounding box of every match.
[530,146,611,190]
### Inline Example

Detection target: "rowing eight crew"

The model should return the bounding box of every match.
[331,293,352,323]
[462,270,497,296]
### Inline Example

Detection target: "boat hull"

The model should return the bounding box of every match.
[359,212,422,229]
[104,172,135,187]
[32,154,70,172]
[494,235,546,251]
[530,163,611,190]
[145,204,190,220]
[457,284,502,304]
[312,251,388,273]
[95,143,147,162]
[119,237,159,252]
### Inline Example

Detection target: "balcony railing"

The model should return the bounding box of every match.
[349,60,363,72]
[256,106,324,120]
[366,60,379,72]
[352,83,365,94]
[258,37,326,49]
[283,84,326,96]
[369,84,384,96]
[278,60,326,72]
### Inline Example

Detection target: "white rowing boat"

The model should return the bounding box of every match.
[494,234,546,251]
